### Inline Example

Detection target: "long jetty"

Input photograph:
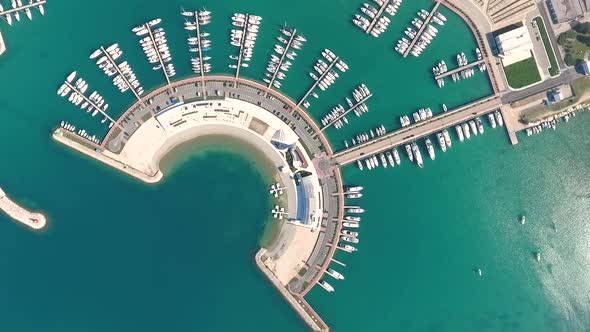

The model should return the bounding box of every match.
[62,80,122,129]
[267,28,297,91]
[296,56,339,107]
[320,93,373,130]
[332,95,502,165]
[0,187,46,230]
[100,46,142,101]
[0,0,45,16]
[403,0,442,57]
[144,23,171,85]
[435,59,484,80]
[192,10,208,98]
[364,1,389,33]
[234,14,251,80]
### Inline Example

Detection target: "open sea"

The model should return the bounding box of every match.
[0,0,589,331]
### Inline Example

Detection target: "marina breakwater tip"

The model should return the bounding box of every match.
[0,187,47,230]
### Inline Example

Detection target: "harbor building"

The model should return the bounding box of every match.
[495,25,534,66]
[580,60,590,75]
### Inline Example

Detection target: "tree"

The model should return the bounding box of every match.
[576,34,590,47]
[558,30,577,45]
[573,22,590,34]
[565,53,577,66]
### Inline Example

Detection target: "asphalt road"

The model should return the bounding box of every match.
[501,67,581,103]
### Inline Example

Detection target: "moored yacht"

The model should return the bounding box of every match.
[341,236,359,244]
[476,117,484,134]
[405,144,414,162]
[494,110,504,127]
[455,125,464,142]
[385,151,395,167]
[411,142,423,168]
[326,268,344,280]
[346,186,363,192]
[469,120,478,136]
[462,123,471,139]
[346,207,365,213]
[319,280,335,292]
[425,138,435,160]
[343,222,359,228]
[436,132,447,152]
[442,129,452,147]
[487,113,497,128]
[342,244,358,252]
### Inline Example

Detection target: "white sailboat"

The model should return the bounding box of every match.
[12,0,21,22]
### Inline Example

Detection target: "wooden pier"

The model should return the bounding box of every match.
[434,59,485,80]
[320,93,373,131]
[296,56,339,107]
[266,28,297,91]
[364,1,389,33]
[403,0,442,58]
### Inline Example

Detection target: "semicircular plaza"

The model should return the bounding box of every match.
[53,75,346,331]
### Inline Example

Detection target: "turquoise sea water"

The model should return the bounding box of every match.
[0,0,589,331]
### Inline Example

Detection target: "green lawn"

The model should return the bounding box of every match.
[504,56,542,89]
[533,17,559,76]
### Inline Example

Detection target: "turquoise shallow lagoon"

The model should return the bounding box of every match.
[0,0,589,331]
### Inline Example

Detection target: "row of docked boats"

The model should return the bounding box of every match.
[352,0,402,38]
[525,105,585,137]
[436,49,487,87]
[58,121,101,145]
[133,19,176,78]
[341,187,363,245]
[303,49,348,107]
[347,126,404,171]
[432,60,448,87]
[263,25,305,89]
[395,10,445,57]
[320,192,367,292]
[57,71,114,128]
[90,43,144,96]
[229,13,261,70]
[321,84,371,129]
[0,0,44,26]
[182,9,212,74]
[453,111,503,144]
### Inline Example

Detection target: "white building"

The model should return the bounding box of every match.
[495,26,534,66]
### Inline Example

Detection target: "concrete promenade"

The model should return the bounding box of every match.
[333,95,502,165]
[256,250,329,332]
[0,187,47,230]
[58,75,344,332]
[442,0,504,94]
[53,129,163,183]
